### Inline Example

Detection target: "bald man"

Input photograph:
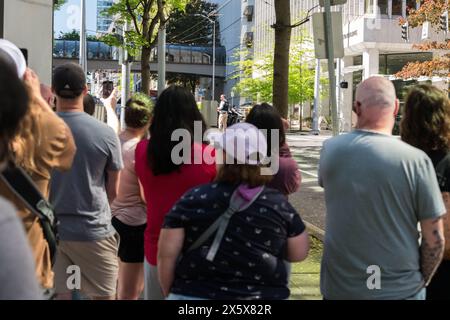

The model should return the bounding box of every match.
[318,77,446,300]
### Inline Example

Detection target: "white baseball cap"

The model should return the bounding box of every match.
[216,122,267,165]
[0,39,27,79]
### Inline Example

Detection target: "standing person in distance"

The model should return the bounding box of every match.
[217,94,229,131]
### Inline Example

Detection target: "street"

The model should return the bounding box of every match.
[287,132,331,236]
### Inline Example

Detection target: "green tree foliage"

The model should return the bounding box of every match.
[166,0,219,45]
[101,0,189,94]
[57,30,99,42]
[230,32,317,108]
[54,0,67,11]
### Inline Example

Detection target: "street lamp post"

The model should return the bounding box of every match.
[212,20,216,104]
[121,21,131,130]
[79,0,87,74]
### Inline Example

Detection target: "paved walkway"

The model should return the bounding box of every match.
[285,132,330,300]
[287,132,330,234]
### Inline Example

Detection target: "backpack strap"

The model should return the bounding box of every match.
[0,163,58,264]
[186,185,265,262]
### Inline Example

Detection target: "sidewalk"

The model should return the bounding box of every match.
[289,236,323,300]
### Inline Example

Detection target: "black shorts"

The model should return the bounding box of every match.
[112,217,146,263]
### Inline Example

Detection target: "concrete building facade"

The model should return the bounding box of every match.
[214,0,448,130]
[212,0,256,106]
[255,0,447,130]
[0,0,55,84]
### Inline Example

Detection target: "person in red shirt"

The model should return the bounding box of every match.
[135,86,216,300]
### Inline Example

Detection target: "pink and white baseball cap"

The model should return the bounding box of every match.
[0,39,27,79]
[216,122,267,165]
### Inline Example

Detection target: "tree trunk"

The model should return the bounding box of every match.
[272,0,291,119]
[141,47,152,94]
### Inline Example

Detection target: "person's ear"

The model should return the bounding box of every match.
[83,85,88,96]
[354,101,362,116]
[393,99,400,117]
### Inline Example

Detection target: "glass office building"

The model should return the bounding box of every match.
[97,0,114,33]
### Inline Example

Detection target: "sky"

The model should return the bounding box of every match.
[54,0,98,36]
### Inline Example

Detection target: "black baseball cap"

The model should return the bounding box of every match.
[52,63,86,99]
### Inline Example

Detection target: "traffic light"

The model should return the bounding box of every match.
[401,22,409,42]
[440,11,449,33]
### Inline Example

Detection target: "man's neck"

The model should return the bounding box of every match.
[355,124,392,136]
[56,103,83,113]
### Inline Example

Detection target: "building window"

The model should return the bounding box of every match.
[378,0,389,15]
[391,0,403,15]
[406,0,418,15]
[353,55,363,65]
[379,52,433,74]
[244,5,254,22]
[365,0,374,14]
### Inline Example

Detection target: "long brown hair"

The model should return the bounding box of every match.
[400,84,450,153]
[215,163,272,188]
[12,99,43,173]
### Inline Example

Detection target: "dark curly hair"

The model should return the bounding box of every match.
[400,84,450,153]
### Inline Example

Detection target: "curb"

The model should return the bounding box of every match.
[304,220,325,242]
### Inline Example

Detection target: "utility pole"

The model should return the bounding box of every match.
[312,59,321,134]
[157,27,166,96]
[323,0,339,136]
[79,0,87,74]
[212,18,216,105]
[120,21,131,130]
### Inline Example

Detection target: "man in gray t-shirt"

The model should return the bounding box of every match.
[319,77,446,300]
[51,112,123,241]
[50,63,123,300]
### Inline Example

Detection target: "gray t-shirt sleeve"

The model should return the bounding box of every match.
[415,156,446,221]
[105,129,124,171]
[0,199,42,300]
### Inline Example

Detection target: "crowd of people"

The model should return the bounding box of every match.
[0,38,449,300]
